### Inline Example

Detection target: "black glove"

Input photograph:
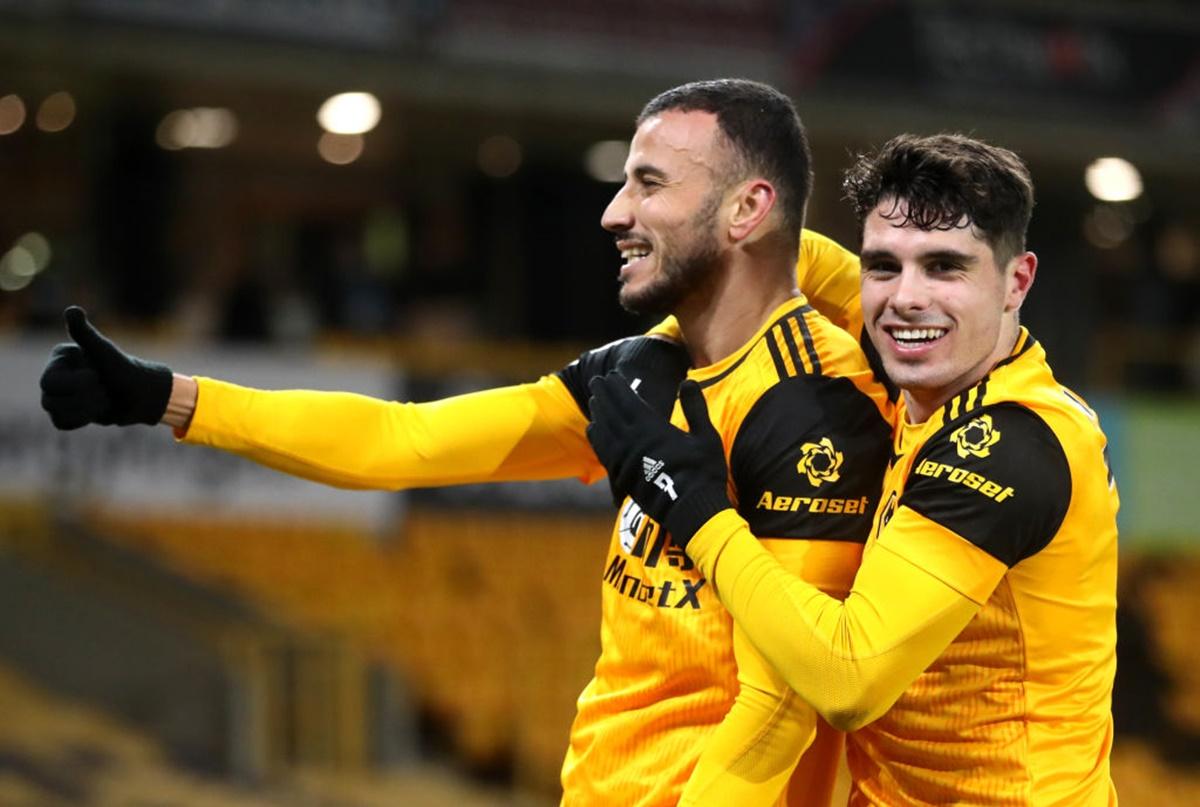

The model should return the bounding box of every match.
[557,334,691,505]
[40,306,174,430]
[611,336,690,421]
[586,373,731,549]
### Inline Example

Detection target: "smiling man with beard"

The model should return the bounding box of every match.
[41,79,893,806]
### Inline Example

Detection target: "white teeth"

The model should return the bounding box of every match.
[620,247,650,260]
[892,328,946,342]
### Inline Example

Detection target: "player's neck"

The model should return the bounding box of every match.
[901,316,1024,424]
[675,258,798,368]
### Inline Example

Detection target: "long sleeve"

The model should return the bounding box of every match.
[180,374,604,490]
[688,505,1005,732]
[680,624,816,807]
[681,538,861,806]
[795,229,863,338]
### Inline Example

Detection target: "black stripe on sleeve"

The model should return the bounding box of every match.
[776,320,807,375]
[795,313,822,375]
[765,329,791,379]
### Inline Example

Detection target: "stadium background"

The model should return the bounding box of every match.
[1,1,1199,804]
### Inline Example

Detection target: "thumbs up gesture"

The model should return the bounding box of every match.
[40,306,174,430]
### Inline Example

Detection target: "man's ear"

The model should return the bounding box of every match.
[1004,251,1037,312]
[727,179,777,243]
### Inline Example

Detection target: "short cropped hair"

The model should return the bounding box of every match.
[639,79,812,239]
[842,133,1035,265]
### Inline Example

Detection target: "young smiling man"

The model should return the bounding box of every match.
[588,133,1119,804]
[41,80,891,806]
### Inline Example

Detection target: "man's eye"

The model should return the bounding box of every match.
[864,262,899,274]
[929,261,962,273]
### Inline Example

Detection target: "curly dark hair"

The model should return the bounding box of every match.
[842,133,1035,265]
[638,79,812,242]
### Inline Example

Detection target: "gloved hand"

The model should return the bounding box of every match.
[586,373,732,549]
[40,306,174,430]
[557,334,690,506]
[611,335,690,421]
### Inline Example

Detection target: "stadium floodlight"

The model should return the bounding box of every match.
[1085,157,1143,202]
[156,108,237,150]
[0,94,25,135]
[36,92,76,132]
[15,232,51,272]
[0,247,36,291]
[318,132,364,165]
[477,135,522,178]
[317,92,381,135]
[585,140,629,183]
[1082,205,1134,249]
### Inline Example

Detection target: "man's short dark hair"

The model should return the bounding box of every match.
[842,133,1035,265]
[638,79,812,240]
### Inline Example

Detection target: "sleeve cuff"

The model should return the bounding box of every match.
[666,486,736,550]
[685,507,753,580]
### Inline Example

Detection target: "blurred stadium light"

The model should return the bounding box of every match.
[35,90,76,133]
[1087,157,1144,202]
[317,92,382,135]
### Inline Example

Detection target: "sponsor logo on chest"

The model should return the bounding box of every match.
[608,498,705,610]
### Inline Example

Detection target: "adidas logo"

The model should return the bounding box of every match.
[643,456,678,501]
[643,456,665,482]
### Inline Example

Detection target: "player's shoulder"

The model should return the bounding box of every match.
[556,333,689,416]
[733,372,892,458]
[917,401,1068,479]
[973,332,1107,459]
[904,401,1071,566]
[742,303,872,388]
[702,302,887,433]
[727,373,892,541]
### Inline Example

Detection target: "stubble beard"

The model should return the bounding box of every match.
[618,193,724,317]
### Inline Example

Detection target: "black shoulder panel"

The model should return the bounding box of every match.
[730,376,891,542]
[556,335,691,419]
[901,402,1071,566]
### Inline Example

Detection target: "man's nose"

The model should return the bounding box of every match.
[891,266,931,312]
[601,184,633,232]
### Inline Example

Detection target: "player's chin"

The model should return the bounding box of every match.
[619,278,676,316]
[888,364,961,403]
[879,354,936,386]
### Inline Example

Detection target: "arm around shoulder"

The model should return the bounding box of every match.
[688,507,994,731]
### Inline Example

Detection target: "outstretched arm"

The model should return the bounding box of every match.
[177,374,601,489]
[42,308,690,492]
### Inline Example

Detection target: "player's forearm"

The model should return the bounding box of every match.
[681,539,859,805]
[689,509,985,731]
[681,623,818,807]
[177,375,601,490]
